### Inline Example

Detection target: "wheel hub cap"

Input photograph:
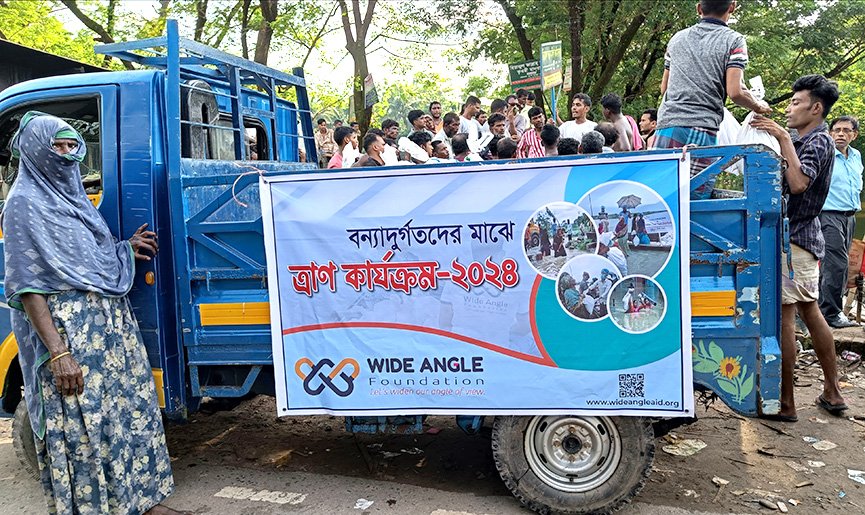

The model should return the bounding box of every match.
[524,416,622,493]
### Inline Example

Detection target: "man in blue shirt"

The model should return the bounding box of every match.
[819,116,863,328]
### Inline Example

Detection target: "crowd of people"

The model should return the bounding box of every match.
[313,0,862,423]
[558,268,618,320]
[312,88,662,169]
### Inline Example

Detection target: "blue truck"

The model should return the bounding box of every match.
[0,21,784,514]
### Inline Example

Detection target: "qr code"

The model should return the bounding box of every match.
[619,373,645,398]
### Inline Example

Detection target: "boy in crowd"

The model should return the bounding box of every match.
[559,93,597,143]
[352,131,387,167]
[640,109,658,148]
[328,126,357,169]
[656,0,770,197]
[517,107,546,158]
[600,93,633,152]
[541,124,560,157]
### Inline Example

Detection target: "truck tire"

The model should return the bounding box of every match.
[491,415,654,514]
[531,234,540,248]
[12,401,39,480]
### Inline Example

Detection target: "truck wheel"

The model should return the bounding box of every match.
[531,234,540,248]
[492,415,654,514]
[12,401,39,480]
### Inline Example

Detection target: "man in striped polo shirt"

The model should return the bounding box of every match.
[517,107,546,159]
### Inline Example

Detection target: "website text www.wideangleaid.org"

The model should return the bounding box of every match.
[585,398,681,409]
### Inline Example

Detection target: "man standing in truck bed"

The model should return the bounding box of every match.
[655,0,770,195]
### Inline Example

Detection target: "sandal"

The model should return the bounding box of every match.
[815,395,848,415]
[762,413,798,423]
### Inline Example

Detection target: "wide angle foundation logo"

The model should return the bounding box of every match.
[295,357,360,397]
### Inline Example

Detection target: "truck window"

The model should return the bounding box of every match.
[0,97,103,211]
[180,80,271,161]
[201,116,269,161]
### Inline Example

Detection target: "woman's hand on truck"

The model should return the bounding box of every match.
[129,223,158,261]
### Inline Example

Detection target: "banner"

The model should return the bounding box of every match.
[563,63,572,92]
[540,41,563,90]
[508,60,541,91]
[261,154,693,417]
[363,74,378,108]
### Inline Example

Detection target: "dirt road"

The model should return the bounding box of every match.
[0,353,863,514]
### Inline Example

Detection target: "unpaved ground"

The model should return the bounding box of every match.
[158,350,865,514]
[1,342,863,514]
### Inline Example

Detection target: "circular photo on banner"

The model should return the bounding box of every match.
[607,275,667,334]
[577,181,674,278]
[555,254,620,322]
[523,202,598,280]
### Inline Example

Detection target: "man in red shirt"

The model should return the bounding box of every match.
[517,107,546,158]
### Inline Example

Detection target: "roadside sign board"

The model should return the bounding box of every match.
[261,154,694,417]
[540,41,563,90]
[508,60,541,91]
[563,63,572,92]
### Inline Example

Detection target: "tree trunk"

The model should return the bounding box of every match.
[61,0,135,69]
[240,0,252,59]
[194,0,208,42]
[495,0,533,61]
[566,0,585,106]
[210,0,242,48]
[338,0,377,135]
[495,0,544,111]
[102,0,118,67]
[588,12,647,101]
[254,0,279,65]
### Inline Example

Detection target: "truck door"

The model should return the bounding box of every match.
[0,86,119,413]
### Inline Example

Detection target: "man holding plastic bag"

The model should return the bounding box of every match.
[655,0,770,198]
[749,75,847,421]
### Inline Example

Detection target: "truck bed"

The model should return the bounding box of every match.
[174,145,782,417]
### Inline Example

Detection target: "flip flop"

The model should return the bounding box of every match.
[762,413,798,423]
[816,395,848,415]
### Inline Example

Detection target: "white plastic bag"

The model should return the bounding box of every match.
[736,111,781,154]
[717,108,741,146]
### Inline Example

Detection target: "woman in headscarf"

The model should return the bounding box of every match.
[558,272,580,315]
[2,113,179,514]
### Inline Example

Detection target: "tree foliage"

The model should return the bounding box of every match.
[5,0,865,136]
[0,0,104,66]
[424,0,865,122]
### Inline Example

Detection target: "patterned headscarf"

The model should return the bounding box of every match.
[2,112,134,310]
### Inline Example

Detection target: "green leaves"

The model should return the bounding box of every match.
[708,341,725,365]
[0,0,103,66]
[692,340,755,405]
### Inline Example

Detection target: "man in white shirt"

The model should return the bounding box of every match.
[459,95,482,148]
[559,93,597,143]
